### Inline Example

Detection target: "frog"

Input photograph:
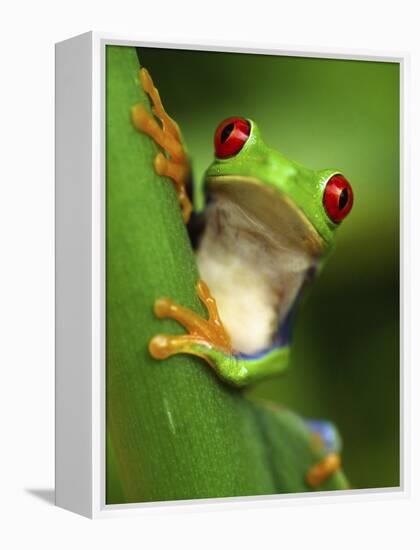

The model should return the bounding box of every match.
[131,68,353,489]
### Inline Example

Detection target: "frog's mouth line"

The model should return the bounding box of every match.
[191,176,324,358]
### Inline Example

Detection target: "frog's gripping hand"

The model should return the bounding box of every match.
[149,280,242,384]
[149,280,290,387]
[131,68,192,223]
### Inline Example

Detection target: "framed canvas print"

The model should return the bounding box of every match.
[55,32,406,518]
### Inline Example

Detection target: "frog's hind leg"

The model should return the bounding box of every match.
[304,418,345,489]
[131,68,192,222]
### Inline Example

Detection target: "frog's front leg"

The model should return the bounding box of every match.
[150,279,231,358]
[131,67,192,222]
[150,280,289,388]
[149,280,242,386]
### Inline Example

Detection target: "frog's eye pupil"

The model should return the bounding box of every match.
[338,188,349,210]
[323,174,353,223]
[220,123,234,143]
[214,117,250,159]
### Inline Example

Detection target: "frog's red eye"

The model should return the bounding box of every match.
[214,117,251,159]
[323,174,354,223]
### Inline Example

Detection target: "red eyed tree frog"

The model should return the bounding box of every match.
[132,68,354,488]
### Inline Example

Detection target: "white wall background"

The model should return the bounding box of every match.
[0,1,419,548]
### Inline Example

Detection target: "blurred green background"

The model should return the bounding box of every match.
[137,47,400,489]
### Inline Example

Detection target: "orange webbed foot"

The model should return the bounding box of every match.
[305,452,342,488]
[131,68,192,223]
[149,280,232,365]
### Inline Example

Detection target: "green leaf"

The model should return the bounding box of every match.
[106,44,349,504]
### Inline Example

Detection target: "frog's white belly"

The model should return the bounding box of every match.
[195,198,311,355]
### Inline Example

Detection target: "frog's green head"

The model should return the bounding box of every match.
[203,117,354,258]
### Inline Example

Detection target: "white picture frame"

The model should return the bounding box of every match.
[55,31,408,519]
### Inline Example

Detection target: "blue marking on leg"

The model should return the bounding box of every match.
[304,418,342,454]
